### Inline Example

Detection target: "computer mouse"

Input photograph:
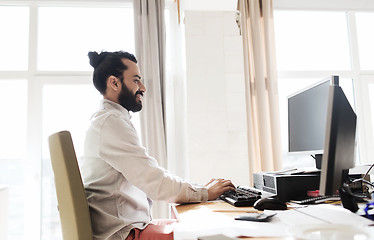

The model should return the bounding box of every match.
[253,197,287,210]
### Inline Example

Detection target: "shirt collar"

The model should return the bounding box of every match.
[100,99,132,119]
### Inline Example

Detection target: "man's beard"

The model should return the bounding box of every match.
[118,84,143,112]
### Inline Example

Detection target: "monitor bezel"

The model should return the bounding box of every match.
[287,76,337,156]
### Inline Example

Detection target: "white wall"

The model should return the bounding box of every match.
[184,11,250,186]
[183,0,237,11]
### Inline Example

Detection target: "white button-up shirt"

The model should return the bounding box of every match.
[81,99,208,240]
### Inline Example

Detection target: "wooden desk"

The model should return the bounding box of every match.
[173,201,293,240]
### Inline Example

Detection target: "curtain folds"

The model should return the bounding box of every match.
[134,0,167,168]
[133,0,168,218]
[237,0,283,184]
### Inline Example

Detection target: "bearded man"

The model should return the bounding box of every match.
[81,51,235,240]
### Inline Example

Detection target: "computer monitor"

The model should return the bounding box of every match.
[287,76,337,169]
[319,81,357,196]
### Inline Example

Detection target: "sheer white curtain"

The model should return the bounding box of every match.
[133,0,168,218]
[237,0,283,184]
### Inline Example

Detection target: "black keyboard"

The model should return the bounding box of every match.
[220,186,262,207]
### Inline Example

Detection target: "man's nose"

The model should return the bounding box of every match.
[138,81,146,92]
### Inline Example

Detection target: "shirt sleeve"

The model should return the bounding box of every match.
[98,113,208,203]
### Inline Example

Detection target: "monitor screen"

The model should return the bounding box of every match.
[288,78,333,168]
[319,82,357,196]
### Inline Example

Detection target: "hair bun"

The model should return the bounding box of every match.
[88,51,108,68]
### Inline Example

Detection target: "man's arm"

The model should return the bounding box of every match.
[98,114,225,203]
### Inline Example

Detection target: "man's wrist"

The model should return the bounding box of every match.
[201,187,209,202]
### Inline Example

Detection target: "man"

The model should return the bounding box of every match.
[81,51,235,240]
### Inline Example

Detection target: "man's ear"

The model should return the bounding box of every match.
[107,76,120,91]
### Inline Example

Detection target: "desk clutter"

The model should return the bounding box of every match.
[173,202,374,240]
[234,212,276,222]
[175,165,374,239]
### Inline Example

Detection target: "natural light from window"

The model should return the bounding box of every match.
[0,7,29,70]
[42,84,102,159]
[0,80,27,240]
[274,11,351,71]
[38,7,135,71]
[0,80,28,158]
[274,10,356,169]
[355,12,374,70]
[0,3,137,240]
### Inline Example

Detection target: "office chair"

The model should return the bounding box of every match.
[48,131,93,240]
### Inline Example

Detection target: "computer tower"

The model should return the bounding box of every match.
[253,172,320,202]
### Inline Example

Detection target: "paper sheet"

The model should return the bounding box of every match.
[294,204,374,225]
[173,207,290,240]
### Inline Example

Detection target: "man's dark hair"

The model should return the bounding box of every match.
[88,51,137,95]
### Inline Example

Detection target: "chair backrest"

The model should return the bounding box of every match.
[48,131,93,240]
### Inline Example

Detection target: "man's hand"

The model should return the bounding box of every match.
[205,178,236,201]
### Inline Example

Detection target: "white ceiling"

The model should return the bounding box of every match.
[183,0,374,11]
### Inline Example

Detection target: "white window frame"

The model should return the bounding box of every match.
[0,1,133,239]
[274,1,374,167]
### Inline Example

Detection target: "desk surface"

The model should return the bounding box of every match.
[174,200,374,240]
[174,201,293,240]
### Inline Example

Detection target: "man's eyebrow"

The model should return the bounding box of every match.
[133,75,142,79]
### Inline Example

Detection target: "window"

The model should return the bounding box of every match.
[38,7,135,71]
[356,13,374,70]
[275,11,351,71]
[274,9,374,168]
[0,7,29,70]
[0,1,134,239]
[0,80,27,240]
